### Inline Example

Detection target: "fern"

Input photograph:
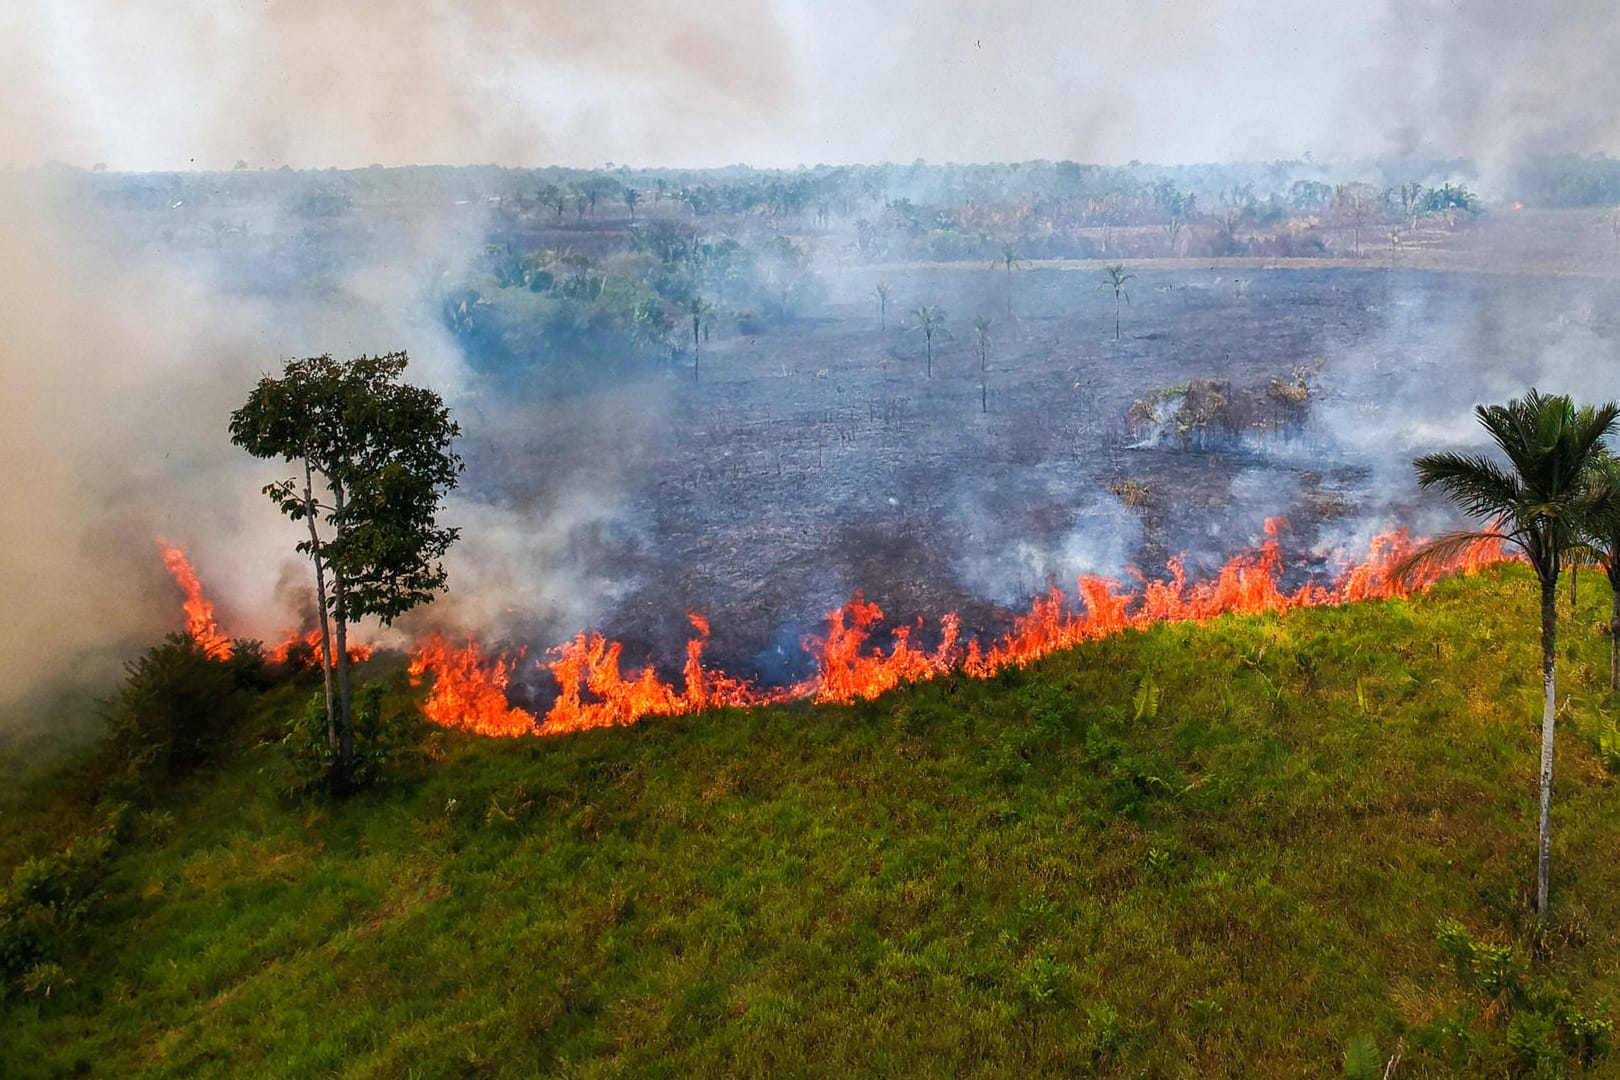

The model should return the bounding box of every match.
[1132,674,1159,723]
[1341,1033,1380,1080]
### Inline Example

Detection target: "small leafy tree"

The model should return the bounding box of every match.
[229,352,462,793]
[908,304,949,378]
[623,187,640,223]
[1407,390,1619,915]
[1099,264,1133,341]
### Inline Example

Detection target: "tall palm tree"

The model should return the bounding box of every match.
[1407,390,1619,916]
[1099,264,1134,342]
[874,282,892,331]
[996,241,1023,318]
[972,314,993,413]
[908,305,949,378]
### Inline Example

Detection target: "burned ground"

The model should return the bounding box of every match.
[446,259,1620,693]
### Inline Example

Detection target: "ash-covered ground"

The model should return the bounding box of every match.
[443,263,1620,689]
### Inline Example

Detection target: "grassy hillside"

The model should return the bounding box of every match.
[8,564,1620,1077]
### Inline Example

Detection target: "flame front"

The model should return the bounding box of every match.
[408,635,537,737]
[405,520,1512,737]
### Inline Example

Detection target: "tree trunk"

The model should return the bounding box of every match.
[1571,562,1579,611]
[303,458,337,753]
[1537,573,1558,916]
[1114,298,1121,341]
[1610,568,1620,691]
[331,482,355,793]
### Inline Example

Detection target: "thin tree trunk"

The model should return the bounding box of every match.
[1571,562,1579,610]
[1114,298,1121,341]
[332,482,354,793]
[1537,573,1558,916]
[303,458,337,753]
[926,338,932,378]
[1610,568,1620,691]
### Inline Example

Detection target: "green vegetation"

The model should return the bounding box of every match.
[10,565,1620,1075]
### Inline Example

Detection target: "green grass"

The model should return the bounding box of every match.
[9,564,1620,1076]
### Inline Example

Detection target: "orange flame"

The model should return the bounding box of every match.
[405,519,1512,739]
[157,541,235,660]
[265,628,376,667]
[407,635,536,736]
[159,540,374,667]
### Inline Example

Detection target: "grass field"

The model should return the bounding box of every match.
[8,563,1620,1077]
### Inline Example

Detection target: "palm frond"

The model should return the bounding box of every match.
[1413,451,1520,518]
[1388,529,1511,586]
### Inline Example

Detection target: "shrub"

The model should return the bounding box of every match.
[0,824,116,997]
[278,683,413,796]
[102,633,252,785]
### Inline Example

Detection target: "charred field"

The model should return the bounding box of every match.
[446,248,1620,697]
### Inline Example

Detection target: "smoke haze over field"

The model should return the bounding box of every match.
[4,2,1620,171]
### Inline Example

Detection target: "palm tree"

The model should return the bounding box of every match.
[686,296,713,382]
[1099,264,1134,341]
[1407,390,1619,916]
[874,282,892,330]
[623,187,640,223]
[908,305,949,378]
[996,242,1023,318]
[972,315,993,413]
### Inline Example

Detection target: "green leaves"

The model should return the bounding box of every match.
[1414,390,1620,584]
[228,352,462,627]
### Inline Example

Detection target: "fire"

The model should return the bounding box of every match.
[407,636,536,737]
[408,613,795,739]
[157,541,235,660]
[405,520,1512,738]
[265,628,376,667]
[159,540,374,666]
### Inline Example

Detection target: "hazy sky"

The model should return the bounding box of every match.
[4,0,1617,171]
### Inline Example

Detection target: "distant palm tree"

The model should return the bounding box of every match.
[686,296,713,382]
[874,282,892,330]
[1099,264,1134,341]
[623,187,640,223]
[1406,390,1619,916]
[996,241,1023,317]
[908,305,949,378]
[972,315,993,413]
